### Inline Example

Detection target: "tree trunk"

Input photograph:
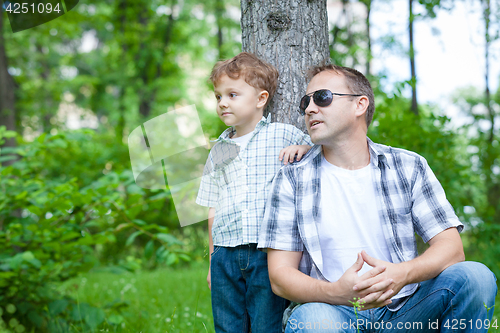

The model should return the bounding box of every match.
[480,0,499,223]
[0,10,17,162]
[409,0,418,115]
[215,0,224,60]
[240,0,329,132]
[363,0,372,76]
[482,0,494,143]
[341,0,356,68]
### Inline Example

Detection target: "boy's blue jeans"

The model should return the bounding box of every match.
[211,243,289,333]
[285,261,497,332]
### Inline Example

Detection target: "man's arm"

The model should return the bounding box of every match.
[355,153,466,301]
[267,249,394,309]
[356,227,464,300]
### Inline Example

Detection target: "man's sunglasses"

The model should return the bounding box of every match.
[299,89,362,116]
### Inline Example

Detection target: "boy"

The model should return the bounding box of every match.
[196,52,312,333]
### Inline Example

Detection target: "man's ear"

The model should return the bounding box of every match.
[354,95,369,118]
[257,90,270,109]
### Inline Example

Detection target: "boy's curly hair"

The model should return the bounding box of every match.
[210,52,279,108]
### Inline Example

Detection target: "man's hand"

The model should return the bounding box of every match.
[353,250,409,306]
[267,250,393,307]
[333,253,394,309]
[279,145,311,165]
[352,228,464,307]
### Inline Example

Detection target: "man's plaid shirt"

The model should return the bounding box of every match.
[196,115,312,247]
[258,138,463,300]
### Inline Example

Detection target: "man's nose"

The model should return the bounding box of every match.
[305,100,319,115]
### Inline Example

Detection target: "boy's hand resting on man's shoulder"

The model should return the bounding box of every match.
[279,145,311,165]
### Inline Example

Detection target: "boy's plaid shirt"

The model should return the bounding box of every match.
[196,115,312,247]
[258,138,463,290]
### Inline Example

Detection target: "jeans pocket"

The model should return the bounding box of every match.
[210,245,222,258]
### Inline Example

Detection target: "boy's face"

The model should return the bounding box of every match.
[213,74,268,136]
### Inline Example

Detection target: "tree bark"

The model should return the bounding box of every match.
[0,10,17,158]
[409,0,418,115]
[215,0,224,60]
[482,0,494,143]
[362,0,372,76]
[240,0,329,132]
[480,0,499,223]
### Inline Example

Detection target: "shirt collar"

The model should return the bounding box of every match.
[212,114,271,143]
[367,137,390,169]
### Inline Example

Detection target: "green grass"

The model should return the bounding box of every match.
[59,263,499,333]
[61,263,214,332]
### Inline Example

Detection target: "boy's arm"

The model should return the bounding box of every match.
[207,207,215,289]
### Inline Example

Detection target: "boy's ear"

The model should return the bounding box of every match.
[256,90,269,109]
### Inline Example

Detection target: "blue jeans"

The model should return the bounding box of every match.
[285,262,497,332]
[211,244,289,333]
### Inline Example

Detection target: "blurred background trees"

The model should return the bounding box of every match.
[0,0,499,331]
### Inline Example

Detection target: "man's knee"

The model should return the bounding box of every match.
[286,303,357,332]
[440,261,497,304]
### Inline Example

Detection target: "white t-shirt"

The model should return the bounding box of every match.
[230,131,253,151]
[319,155,414,300]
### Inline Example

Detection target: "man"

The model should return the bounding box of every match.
[257,63,497,332]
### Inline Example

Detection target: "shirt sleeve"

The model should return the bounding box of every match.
[291,126,313,146]
[195,153,219,208]
[258,167,304,252]
[411,156,464,243]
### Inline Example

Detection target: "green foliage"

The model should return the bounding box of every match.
[0,128,189,331]
[349,298,365,333]
[452,84,500,282]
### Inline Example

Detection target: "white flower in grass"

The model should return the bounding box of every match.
[165,318,172,323]
[196,312,203,318]
[120,284,132,295]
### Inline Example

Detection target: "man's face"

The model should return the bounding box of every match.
[213,74,265,132]
[304,71,359,145]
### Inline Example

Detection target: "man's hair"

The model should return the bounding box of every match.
[210,52,279,108]
[307,62,375,128]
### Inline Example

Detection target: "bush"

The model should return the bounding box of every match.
[0,128,189,332]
